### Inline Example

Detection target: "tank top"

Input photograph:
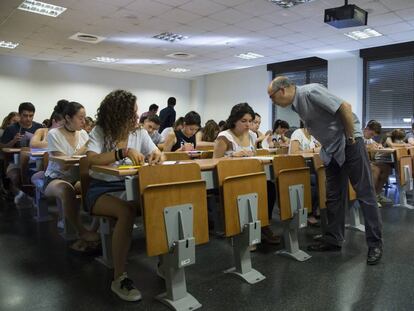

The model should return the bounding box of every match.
[171,130,196,151]
[217,130,256,157]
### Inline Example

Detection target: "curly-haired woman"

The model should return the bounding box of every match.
[86,90,162,302]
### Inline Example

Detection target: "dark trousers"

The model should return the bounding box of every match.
[323,138,383,248]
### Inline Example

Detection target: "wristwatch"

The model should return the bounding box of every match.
[347,136,355,145]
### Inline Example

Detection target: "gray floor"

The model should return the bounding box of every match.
[1,199,414,311]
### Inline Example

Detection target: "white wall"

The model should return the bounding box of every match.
[0,53,364,130]
[328,52,364,121]
[0,55,192,122]
[202,65,273,131]
[201,55,364,132]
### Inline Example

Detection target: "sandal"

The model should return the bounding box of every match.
[70,239,101,255]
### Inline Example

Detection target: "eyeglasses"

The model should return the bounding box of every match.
[269,87,282,99]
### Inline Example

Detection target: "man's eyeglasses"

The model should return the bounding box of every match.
[269,87,282,99]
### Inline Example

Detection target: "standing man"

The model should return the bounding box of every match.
[267,77,383,265]
[139,103,159,124]
[159,97,176,133]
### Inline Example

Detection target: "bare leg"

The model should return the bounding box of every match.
[45,180,97,240]
[92,194,137,279]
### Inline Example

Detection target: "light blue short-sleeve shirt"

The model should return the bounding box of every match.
[291,84,362,166]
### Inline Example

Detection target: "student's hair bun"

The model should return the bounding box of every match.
[54,99,69,114]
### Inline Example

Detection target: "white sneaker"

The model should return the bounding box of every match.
[14,191,33,209]
[111,273,141,302]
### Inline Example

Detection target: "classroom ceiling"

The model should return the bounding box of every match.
[0,0,414,78]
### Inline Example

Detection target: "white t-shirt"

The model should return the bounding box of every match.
[45,128,89,182]
[288,128,319,154]
[88,125,157,182]
[217,130,256,157]
[160,127,173,142]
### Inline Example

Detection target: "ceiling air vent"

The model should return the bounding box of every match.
[69,32,106,44]
[166,52,195,59]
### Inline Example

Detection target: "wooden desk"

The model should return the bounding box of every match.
[2,148,22,165]
[369,148,395,163]
[2,148,21,154]
[49,155,85,165]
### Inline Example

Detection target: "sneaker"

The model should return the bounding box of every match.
[14,191,33,209]
[376,194,392,206]
[111,273,142,302]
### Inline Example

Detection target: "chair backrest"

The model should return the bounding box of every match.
[273,154,306,177]
[272,155,311,221]
[79,157,91,211]
[216,159,269,236]
[275,146,289,155]
[138,162,201,193]
[139,163,209,256]
[43,152,49,170]
[163,152,191,161]
[348,182,357,201]
[19,147,31,186]
[256,149,270,156]
[394,148,412,185]
[216,158,264,187]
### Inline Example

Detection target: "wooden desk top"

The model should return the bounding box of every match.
[2,148,21,153]
[369,148,395,154]
[91,164,140,176]
[21,149,47,157]
[91,157,275,177]
[49,155,85,165]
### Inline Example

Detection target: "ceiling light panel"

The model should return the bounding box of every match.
[344,28,383,40]
[268,0,315,9]
[92,57,119,63]
[153,32,189,42]
[168,68,190,73]
[18,0,66,17]
[235,52,264,60]
[0,41,19,49]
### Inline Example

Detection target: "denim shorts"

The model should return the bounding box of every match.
[85,178,126,214]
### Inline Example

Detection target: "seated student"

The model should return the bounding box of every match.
[0,112,19,140]
[288,121,321,225]
[213,103,279,244]
[288,121,321,154]
[163,111,201,152]
[269,119,290,148]
[86,90,162,302]
[83,116,95,133]
[218,120,226,132]
[1,102,43,207]
[30,100,67,149]
[250,113,269,149]
[43,101,98,245]
[196,119,219,147]
[384,129,409,148]
[0,112,20,196]
[160,117,184,142]
[143,115,162,146]
[363,120,393,206]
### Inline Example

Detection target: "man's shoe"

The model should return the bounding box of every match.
[367,247,382,265]
[307,242,341,252]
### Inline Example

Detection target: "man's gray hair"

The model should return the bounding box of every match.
[270,76,294,92]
